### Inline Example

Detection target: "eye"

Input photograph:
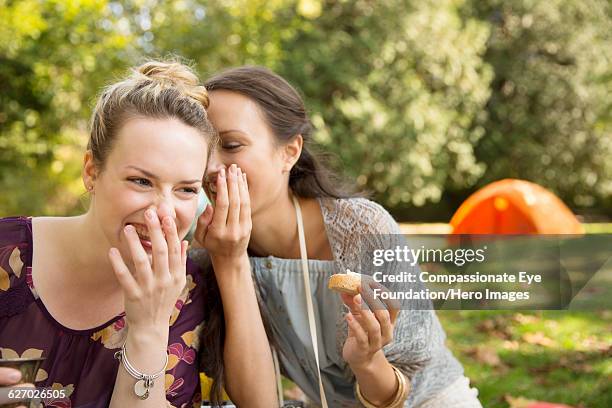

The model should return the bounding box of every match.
[222,142,242,150]
[180,186,200,194]
[128,177,152,187]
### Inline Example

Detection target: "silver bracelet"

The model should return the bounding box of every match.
[114,342,169,400]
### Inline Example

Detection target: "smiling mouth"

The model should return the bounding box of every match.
[126,223,152,250]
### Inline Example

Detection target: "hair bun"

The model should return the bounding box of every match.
[136,60,209,108]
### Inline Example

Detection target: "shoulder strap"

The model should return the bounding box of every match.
[272,347,284,406]
[293,195,329,408]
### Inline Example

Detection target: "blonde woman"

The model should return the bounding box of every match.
[0,61,276,407]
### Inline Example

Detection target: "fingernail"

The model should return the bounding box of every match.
[355,295,362,305]
[145,209,154,220]
[124,225,134,233]
[219,168,226,178]
[8,369,21,381]
[237,167,242,176]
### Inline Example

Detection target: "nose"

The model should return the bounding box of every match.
[154,196,176,221]
[206,149,226,176]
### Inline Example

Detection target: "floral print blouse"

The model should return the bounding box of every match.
[0,217,205,407]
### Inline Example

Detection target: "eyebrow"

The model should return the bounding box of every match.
[218,129,248,136]
[126,166,202,184]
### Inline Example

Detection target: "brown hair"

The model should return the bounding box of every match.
[200,66,359,405]
[88,59,217,172]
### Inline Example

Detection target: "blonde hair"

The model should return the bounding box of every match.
[88,59,216,170]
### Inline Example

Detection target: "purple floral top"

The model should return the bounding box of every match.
[0,217,205,408]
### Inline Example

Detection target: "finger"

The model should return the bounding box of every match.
[123,225,152,284]
[343,294,365,317]
[373,308,394,345]
[340,293,357,310]
[181,240,188,269]
[0,367,21,385]
[345,313,368,349]
[145,208,170,278]
[343,293,382,347]
[212,167,229,226]
[227,164,240,227]
[369,281,401,324]
[361,279,387,312]
[162,216,182,278]
[194,204,213,246]
[108,248,140,299]
[238,169,251,228]
[357,307,382,349]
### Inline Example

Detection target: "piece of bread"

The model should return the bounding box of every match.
[328,272,361,295]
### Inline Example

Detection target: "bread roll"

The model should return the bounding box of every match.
[328,272,361,295]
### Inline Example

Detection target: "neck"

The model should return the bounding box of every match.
[62,213,121,291]
[249,191,301,259]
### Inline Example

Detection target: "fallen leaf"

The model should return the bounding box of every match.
[506,395,534,408]
[467,345,502,367]
[522,332,555,347]
[513,313,539,325]
[503,340,520,350]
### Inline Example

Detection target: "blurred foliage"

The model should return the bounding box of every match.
[463,0,612,215]
[0,0,133,215]
[143,0,493,208]
[0,0,610,218]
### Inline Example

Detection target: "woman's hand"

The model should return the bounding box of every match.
[108,207,188,332]
[0,368,33,407]
[108,207,186,405]
[194,165,277,406]
[341,280,400,370]
[194,164,251,263]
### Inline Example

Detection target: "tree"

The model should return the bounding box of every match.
[148,0,493,208]
[464,0,612,215]
[0,0,132,215]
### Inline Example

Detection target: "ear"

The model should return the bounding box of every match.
[282,134,303,173]
[82,150,98,192]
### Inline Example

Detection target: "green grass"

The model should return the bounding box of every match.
[280,225,612,406]
[438,310,612,407]
[280,311,612,406]
[583,223,612,234]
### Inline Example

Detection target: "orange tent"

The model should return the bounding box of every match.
[450,179,584,234]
